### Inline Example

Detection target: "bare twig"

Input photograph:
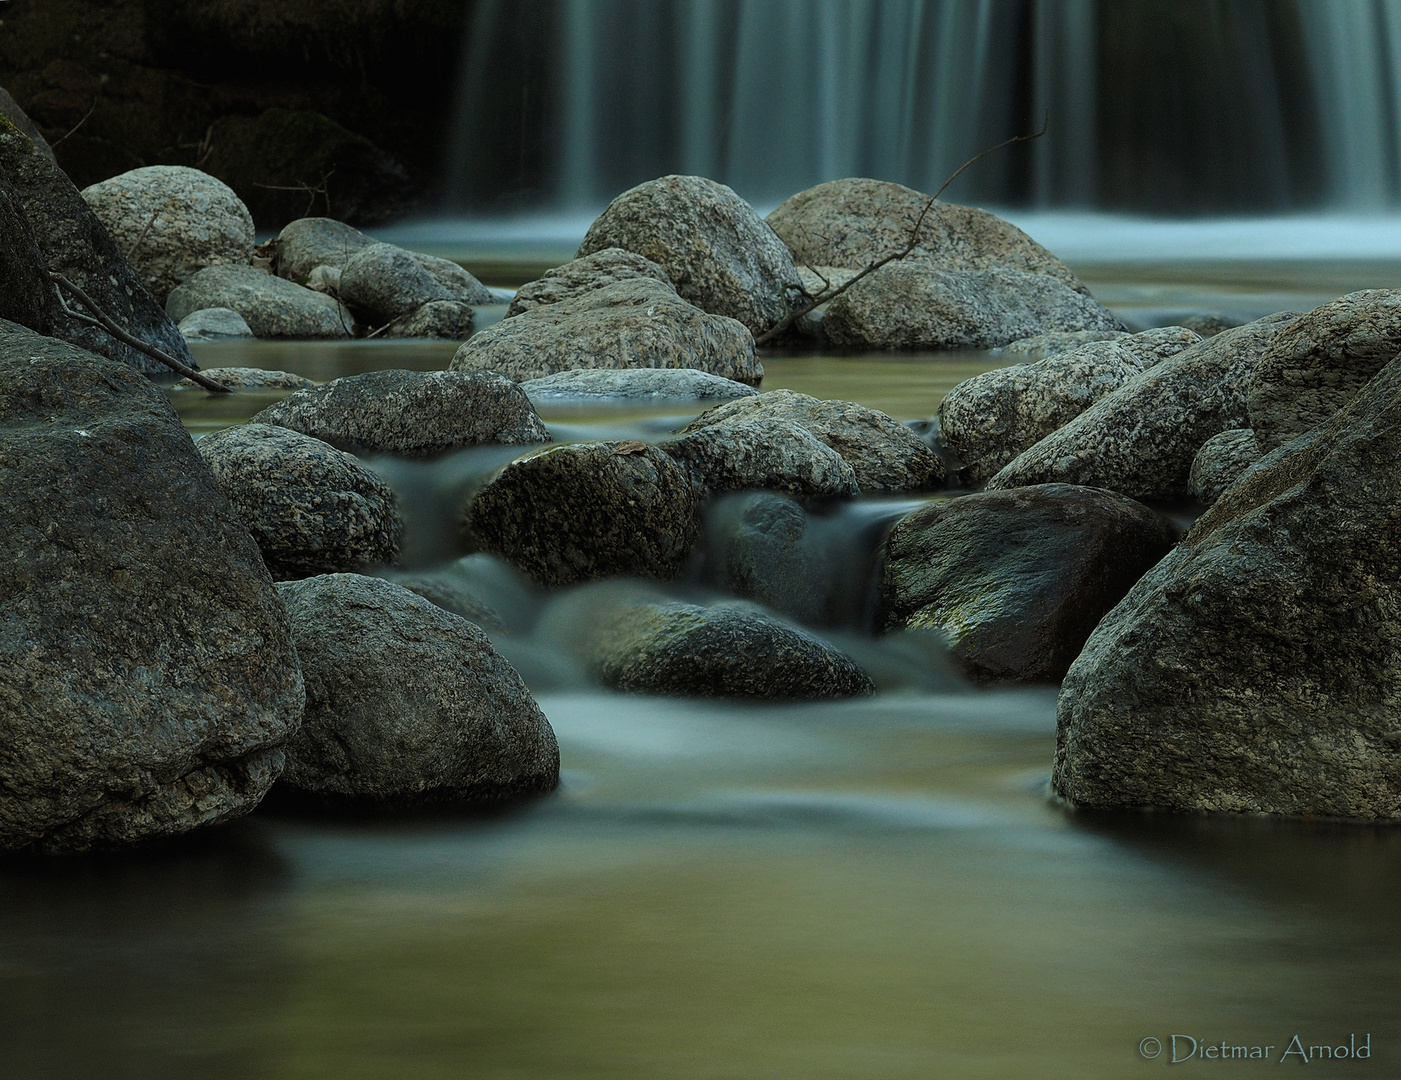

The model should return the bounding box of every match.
[49,273,232,393]
[50,97,98,149]
[928,111,1049,202]
[253,167,335,217]
[126,210,160,261]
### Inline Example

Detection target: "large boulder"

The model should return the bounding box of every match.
[1052,353,1401,820]
[275,575,558,805]
[338,242,491,323]
[0,322,304,853]
[80,166,255,304]
[662,419,859,499]
[463,442,700,587]
[766,178,1087,293]
[0,167,56,335]
[1189,429,1263,505]
[197,423,403,580]
[174,367,313,391]
[995,329,1130,356]
[451,278,760,385]
[166,264,351,339]
[521,367,758,403]
[1248,291,1401,452]
[679,388,945,491]
[273,217,374,281]
[880,484,1177,683]
[822,264,1124,350]
[577,174,802,337]
[177,307,255,342]
[251,369,548,457]
[988,311,1300,500]
[939,327,1200,485]
[507,247,674,318]
[380,299,475,340]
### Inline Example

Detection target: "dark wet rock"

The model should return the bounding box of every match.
[273,217,374,281]
[339,242,491,323]
[464,441,700,587]
[1180,312,1239,337]
[379,564,510,634]
[167,264,351,339]
[1189,429,1263,505]
[174,366,312,391]
[0,86,53,160]
[252,369,548,457]
[0,167,56,335]
[275,575,558,805]
[823,264,1124,350]
[766,178,1087,293]
[680,388,945,492]
[451,278,760,385]
[993,329,1130,355]
[521,367,758,402]
[1248,290,1401,452]
[80,166,255,303]
[1053,353,1401,819]
[0,322,304,853]
[506,247,674,318]
[880,484,1178,683]
[988,311,1300,500]
[939,327,1201,485]
[177,306,254,341]
[662,419,859,499]
[577,174,802,337]
[197,423,402,579]
[381,299,475,339]
[700,492,828,626]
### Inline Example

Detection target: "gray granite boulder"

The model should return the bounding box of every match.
[252,369,548,456]
[988,312,1300,500]
[939,327,1201,485]
[662,419,859,499]
[167,264,351,339]
[197,423,403,579]
[880,484,1177,683]
[463,441,700,587]
[823,264,1124,350]
[1189,429,1263,504]
[380,299,475,339]
[1053,352,1401,819]
[577,174,802,337]
[174,367,313,391]
[521,367,758,402]
[338,242,492,323]
[273,217,373,281]
[699,492,829,626]
[275,575,558,805]
[380,563,510,634]
[80,166,255,303]
[1248,290,1401,452]
[680,388,945,491]
[177,307,254,341]
[994,329,1130,355]
[507,248,674,318]
[451,278,760,385]
[0,323,304,853]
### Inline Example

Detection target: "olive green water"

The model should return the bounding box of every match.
[4,264,1399,1078]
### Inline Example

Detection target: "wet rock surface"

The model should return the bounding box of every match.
[0,323,304,853]
[662,419,859,499]
[174,366,312,391]
[167,264,351,339]
[177,306,255,341]
[507,248,674,318]
[699,492,831,627]
[0,166,57,335]
[381,299,475,339]
[994,329,1130,355]
[1189,429,1263,504]
[521,367,758,402]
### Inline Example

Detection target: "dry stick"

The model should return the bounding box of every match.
[126,209,160,261]
[753,114,1051,347]
[50,97,98,149]
[49,273,232,393]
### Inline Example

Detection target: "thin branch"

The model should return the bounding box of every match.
[126,210,160,261]
[928,111,1049,203]
[49,273,232,393]
[253,167,335,217]
[50,97,98,149]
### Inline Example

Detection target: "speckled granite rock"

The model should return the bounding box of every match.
[380,299,474,339]
[700,492,829,626]
[463,441,700,587]
[379,565,509,634]
[506,248,674,317]
[577,174,802,337]
[174,367,313,391]
[81,166,255,303]
[339,243,491,323]
[167,264,351,339]
[252,369,548,456]
[1053,352,1401,819]
[273,217,373,280]
[1189,429,1263,504]
[197,423,402,579]
[988,311,1300,500]
[993,329,1130,355]
[177,306,254,341]
[823,264,1124,350]
[880,484,1177,683]
[680,388,945,491]
[0,323,304,853]
[1248,290,1401,452]
[451,278,760,385]
[521,367,757,402]
[662,419,859,499]
[275,575,558,805]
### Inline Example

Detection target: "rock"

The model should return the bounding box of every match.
[1052,353,1401,819]
[1180,312,1239,337]
[823,264,1124,350]
[252,369,547,457]
[274,217,374,281]
[1248,291,1401,452]
[0,85,54,161]
[796,265,858,296]
[539,583,874,699]
[0,322,304,853]
[450,278,760,385]
[167,264,351,339]
[1189,429,1263,504]
[0,166,56,335]
[275,575,558,804]
[662,419,859,499]
[577,174,801,337]
[521,367,758,402]
[679,388,946,491]
[699,492,828,626]
[506,247,673,318]
[880,484,1177,683]
[939,327,1201,485]
[463,441,700,587]
[0,112,194,376]
[174,367,313,391]
[988,311,1301,500]
[379,566,509,634]
[338,242,490,323]
[766,178,1087,293]
[80,166,255,304]
[177,306,254,341]
[197,423,402,579]
[381,299,475,339]
[994,329,1130,356]
[304,264,343,294]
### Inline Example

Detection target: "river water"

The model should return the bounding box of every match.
[3,259,1399,1078]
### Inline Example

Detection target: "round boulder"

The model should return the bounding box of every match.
[177,306,254,341]
[662,418,860,499]
[507,247,674,317]
[1189,429,1263,504]
[273,217,373,280]
[167,264,351,339]
[521,367,758,402]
